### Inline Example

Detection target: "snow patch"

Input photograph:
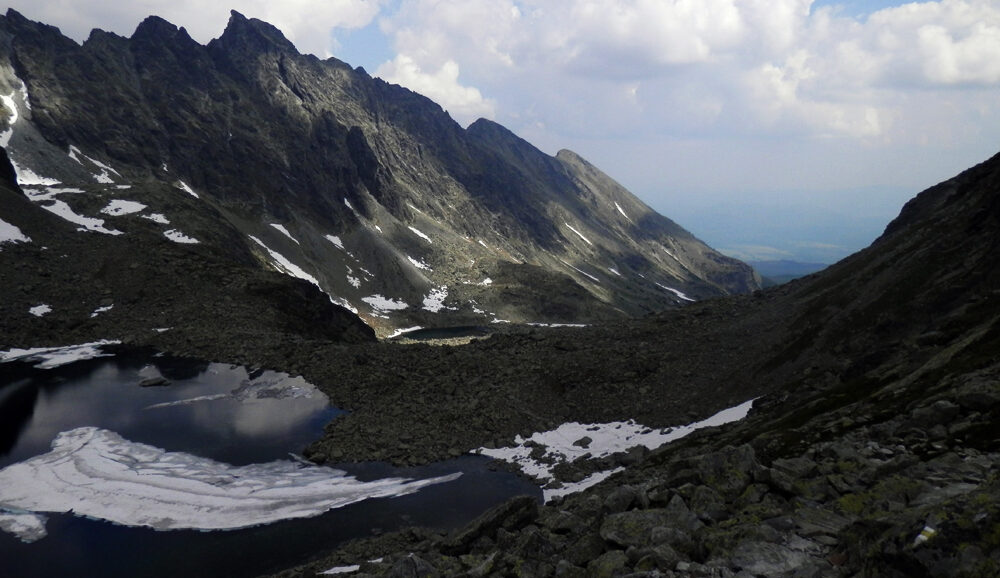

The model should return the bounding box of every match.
[67,145,121,183]
[387,326,423,339]
[362,294,408,314]
[0,427,462,535]
[249,235,318,285]
[564,223,593,246]
[29,304,51,317]
[407,255,432,271]
[559,259,600,283]
[0,91,18,148]
[143,213,170,225]
[100,199,146,216]
[164,229,199,244]
[0,340,120,369]
[271,223,300,244]
[321,565,361,575]
[11,162,60,186]
[42,200,122,234]
[347,275,361,288]
[408,226,432,244]
[24,187,83,201]
[663,248,684,265]
[478,399,755,502]
[608,267,622,277]
[0,217,30,246]
[176,181,199,198]
[330,296,359,315]
[547,468,625,501]
[25,188,123,235]
[87,160,118,184]
[0,509,47,543]
[249,235,358,314]
[656,283,695,302]
[422,286,455,313]
[614,202,632,223]
[90,304,113,318]
[325,235,345,250]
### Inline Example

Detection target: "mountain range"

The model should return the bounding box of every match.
[0,8,757,341]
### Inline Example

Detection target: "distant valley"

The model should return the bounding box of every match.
[749,260,829,287]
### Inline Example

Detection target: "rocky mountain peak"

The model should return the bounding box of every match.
[1,8,75,50]
[211,10,298,56]
[132,15,179,40]
[465,117,513,139]
[130,15,199,48]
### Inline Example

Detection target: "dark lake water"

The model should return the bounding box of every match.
[0,345,540,577]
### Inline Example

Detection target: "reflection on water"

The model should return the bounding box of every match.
[0,345,541,578]
[0,347,339,468]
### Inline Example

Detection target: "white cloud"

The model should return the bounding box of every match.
[373,0,1000,142]
[376,54,496,125]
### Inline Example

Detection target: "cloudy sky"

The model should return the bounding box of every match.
[8,0,1000,263]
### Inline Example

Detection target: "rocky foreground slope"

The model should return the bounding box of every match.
[253,154,1000,576]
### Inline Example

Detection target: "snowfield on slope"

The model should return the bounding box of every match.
[478,399,755,501]
[164,229,199,244]
[100,199,146,216]
[24,187,123,235]
[249,235,358,314]
[0,217,30,245]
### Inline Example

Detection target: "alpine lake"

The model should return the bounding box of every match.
[0,343,540,577]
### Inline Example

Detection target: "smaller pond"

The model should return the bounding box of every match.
[0,344,540,578]
[391,326,493,341]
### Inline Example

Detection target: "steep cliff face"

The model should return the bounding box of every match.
[0,9,758,336]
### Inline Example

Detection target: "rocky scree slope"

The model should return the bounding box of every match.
[0,9,757,337]
[265,155,1000,575]
[0,147,375,350]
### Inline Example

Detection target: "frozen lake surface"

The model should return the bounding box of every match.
[0,345,540,577]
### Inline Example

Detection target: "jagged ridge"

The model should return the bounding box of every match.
[0,8,757,336]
